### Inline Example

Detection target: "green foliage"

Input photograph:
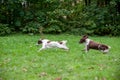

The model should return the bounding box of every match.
[0,0,120,36]
[93,25,120,36]
[44,20,65,34]
[67,1,120,36]
[22,22,40,33]
[111,25,120,36]
[0,34,120,80]
[0,23,11,36]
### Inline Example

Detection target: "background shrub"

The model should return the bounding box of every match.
[22,22,40,34]
[0,0,120,36]
[0,24,11,36]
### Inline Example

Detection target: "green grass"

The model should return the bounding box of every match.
[0,34,120,80]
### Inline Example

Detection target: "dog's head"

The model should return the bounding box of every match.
[38,39,42,44]
[79,35,88,43]
[36,39,43,46]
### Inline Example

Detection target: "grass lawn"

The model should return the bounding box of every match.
[0,34,120,80]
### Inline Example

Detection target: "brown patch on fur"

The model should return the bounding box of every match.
[89,41,108,50]
[98,44,108,50]
[47,41,51,43]
[58,41,63,44]
[88,41,100,50]
[87,41,109,51]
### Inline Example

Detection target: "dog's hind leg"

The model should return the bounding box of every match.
[59,45,69,50]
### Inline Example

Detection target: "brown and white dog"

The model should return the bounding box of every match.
[36,39,69,51]
[79,35,111,53]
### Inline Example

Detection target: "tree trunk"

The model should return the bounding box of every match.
[116,1,120,13]
[85,0,91,6]
[97,0,111,7]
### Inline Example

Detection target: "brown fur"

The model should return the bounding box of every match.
[79,35,88,43]
[88,41,109,51]
[79,35,109,52]
[47,41,51,43]
[58,41,63,44]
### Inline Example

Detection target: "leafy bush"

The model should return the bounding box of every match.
[0,24,11,36]
[22,22,40,34]
[0,0,120,36]
[66,1,120,36]
[111,25,120,36]
[94,25,120,36]
[43,19,66,34]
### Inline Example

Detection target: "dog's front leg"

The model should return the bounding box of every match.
[62,45,69,50]
[38,44,46,51]
[85,45,89,53]
[63,46,69,51]
[85,46,88,53]
[38,47,45,51]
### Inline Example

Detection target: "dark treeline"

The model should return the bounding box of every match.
[0,0,120,36]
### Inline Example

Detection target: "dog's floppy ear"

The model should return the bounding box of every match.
[38,39,43,44]
[79,35,88,43]
[83,35,88,38]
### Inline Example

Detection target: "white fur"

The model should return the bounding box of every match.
[101,49,109,53]
[38,39,69,51]
[101,46,111,53]
[84,39,90,52]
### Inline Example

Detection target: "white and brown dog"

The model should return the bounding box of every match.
[79,35,111,53]
[36,39,69,51]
